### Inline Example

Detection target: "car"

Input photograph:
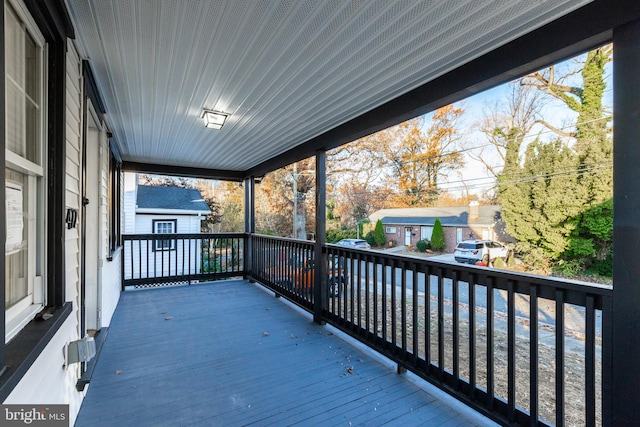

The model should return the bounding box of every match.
[453,240,510,265]
[266,251,347,298]
[335,238,371,249]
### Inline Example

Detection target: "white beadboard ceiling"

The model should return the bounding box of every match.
[65,0,592,174]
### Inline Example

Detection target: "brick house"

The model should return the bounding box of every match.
[369,202,510,252]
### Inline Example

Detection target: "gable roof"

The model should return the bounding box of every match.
[369,205,501,227]
[136,185,211,214]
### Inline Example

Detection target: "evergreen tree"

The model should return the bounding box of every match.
[373,219,386,247]
[500,140,582,263]
[431,218,445,250]
[500,46,613,273]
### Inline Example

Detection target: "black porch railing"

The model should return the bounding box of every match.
[248,234,612,427]
[122,233,245,289]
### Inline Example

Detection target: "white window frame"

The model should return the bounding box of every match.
[4,0,47,341]
[420,226,433,241]
[385,226,396,233]
[153,219,177,251]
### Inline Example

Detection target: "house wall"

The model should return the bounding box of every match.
[384,224,496,252]
[123,172,137,234]
[123,214,204,281]
[4,39,86,425]
[98,116,121,328]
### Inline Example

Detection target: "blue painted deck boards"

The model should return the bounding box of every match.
[76,280,492,426]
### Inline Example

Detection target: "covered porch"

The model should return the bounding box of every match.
[76,279,491,426]
[1,1,639,426]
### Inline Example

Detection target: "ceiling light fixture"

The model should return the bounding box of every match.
[201,110,229,129]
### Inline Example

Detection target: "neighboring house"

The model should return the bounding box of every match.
[123,177,211,281]
[369,202,510,252]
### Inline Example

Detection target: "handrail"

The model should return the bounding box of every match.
[249,234,611,426]
[121,233,246,289]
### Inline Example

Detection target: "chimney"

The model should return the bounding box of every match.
[469,200,479,222]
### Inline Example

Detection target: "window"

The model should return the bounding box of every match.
[153,219,176,251]
[420,226,433,240]
[4,1,46,339]
[385,226,396,233]
[107,142,121,259]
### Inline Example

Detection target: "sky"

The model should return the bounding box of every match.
[429,52,613,199]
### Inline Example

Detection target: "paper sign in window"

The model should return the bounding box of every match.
[6,183,24,253]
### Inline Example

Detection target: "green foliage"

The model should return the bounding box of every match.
[430,218,445,250]
[493,256,505,269]
[589,253,612,277]
[554,259,584,277]
[326,228,357,243]
[499,47,612,277]
[373,219,386,246]
[514,242,551,273]
[500,140,583,261]
[201,258,221,273]
[358,219,371,240]
[416,239,430,252]
[364,231,376,247]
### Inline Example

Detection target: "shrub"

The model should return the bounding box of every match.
[373,219,386,247]
[364,231,376,247]
[554,259,584,277]
[493,256,505,269]
[430,218,445,250]
[416,239,430,252]
[589,254,612,277]
[326,228,357,243]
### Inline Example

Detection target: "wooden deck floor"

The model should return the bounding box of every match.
[76,280,495,426]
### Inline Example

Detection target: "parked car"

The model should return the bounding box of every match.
[335,238,371,249]
[266,251,347,297]
[454,240,510,265]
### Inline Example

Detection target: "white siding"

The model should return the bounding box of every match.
[124,215,203,280]
[4,316,83,424]
[123,172,137,234]
[98,137,121,327]
[7,40,85,426]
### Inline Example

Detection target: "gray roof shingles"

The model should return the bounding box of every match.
[136,185,211,213]
[374,205,501,227]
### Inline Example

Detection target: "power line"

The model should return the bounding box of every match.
[438,163,612,193]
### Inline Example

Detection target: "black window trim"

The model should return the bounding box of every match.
[107,140,122,261]
[0,0,74,397]
[152,219,177,252]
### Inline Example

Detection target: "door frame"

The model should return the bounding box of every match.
[80,99,104,333]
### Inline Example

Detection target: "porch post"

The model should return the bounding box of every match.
[611,18,640,426]
[313,150,327,324]
[244,177,255,280]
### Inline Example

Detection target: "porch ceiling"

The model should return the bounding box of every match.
[65,0,593,177]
